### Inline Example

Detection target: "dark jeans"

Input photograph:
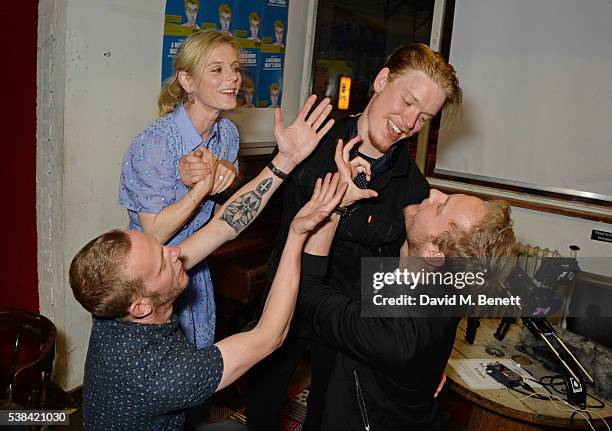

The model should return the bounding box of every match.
[245,335,336,431]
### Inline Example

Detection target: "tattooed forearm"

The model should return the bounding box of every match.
[219,177,273,233]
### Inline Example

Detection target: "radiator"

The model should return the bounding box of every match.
[515,242,562,283]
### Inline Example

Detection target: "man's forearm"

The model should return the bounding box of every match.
[179,153,295,269]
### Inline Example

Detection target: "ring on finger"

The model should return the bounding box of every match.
[218,175,224,181]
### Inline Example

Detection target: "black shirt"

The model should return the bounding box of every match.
[266,115,430,311]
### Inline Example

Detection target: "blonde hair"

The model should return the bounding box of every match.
[434,200,517,316]
[158,30,238,116]
[383,43,462,127]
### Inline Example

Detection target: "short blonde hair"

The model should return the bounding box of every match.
[157,30,238,116]
[383,43,462,127]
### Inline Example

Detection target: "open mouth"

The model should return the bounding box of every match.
[386,118,404,140]
[219,88,237,96]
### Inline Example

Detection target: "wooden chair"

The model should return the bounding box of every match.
[0,308,56,410]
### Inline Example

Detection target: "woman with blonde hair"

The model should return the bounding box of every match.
[119,30,242,351]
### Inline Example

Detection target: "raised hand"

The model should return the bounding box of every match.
[274,95,335,169]
[211,159,238,195]
[290,173,348,236]
[178,148,213,188]
[334,137,378,207]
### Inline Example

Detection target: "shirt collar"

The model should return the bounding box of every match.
[97,314,180,338]
[174,102,220,152]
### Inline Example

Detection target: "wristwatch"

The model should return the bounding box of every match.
[267,162,288,180]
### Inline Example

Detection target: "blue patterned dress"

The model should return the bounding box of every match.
[118,102,239,349]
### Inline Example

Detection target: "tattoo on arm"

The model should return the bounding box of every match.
[219,177,273,233]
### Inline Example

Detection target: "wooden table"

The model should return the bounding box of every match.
[447,318,612,430]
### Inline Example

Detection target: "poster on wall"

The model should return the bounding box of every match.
[257,0,287,107]
[161,0,202,83]
[161,0,288,109]
[233,0,263,107]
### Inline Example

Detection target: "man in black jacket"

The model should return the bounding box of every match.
[247,44,463,430]
[296,143,517,429]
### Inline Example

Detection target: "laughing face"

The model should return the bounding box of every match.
[184,43,241,113]
[358,68,446,158]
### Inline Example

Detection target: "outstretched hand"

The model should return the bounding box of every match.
[290,173,348,236]
[274,95,335,168]
[334,137,378,207]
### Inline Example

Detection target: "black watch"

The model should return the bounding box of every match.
[267,162,288,180]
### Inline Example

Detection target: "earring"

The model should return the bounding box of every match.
[186,92,194,104]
